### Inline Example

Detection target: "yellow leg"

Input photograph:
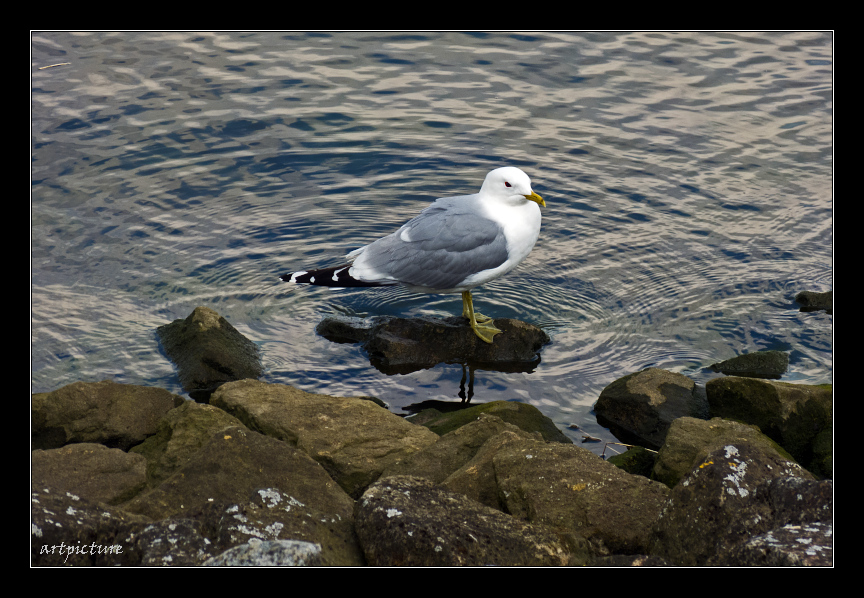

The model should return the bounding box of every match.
[461,290,493,323]
[461,290,502,343]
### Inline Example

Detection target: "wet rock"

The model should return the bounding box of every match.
[157,306,263,401]
[713,522,832,566]
[31,368,833,566]
[31,486,149,566]
[120,426,355,525]
[758,475,834,526]
[795,290,832,314]
[32,443,147,505]
[383,413,540,481]
[648,444,831,566]
[442,429,539,511]
[32,380,181,451]
[121,519,216,566]
[651,416,804,489]
[209,379,439,498]
[355,475,583,566]
[708,474,834,566]
[128,400,247,487]
[706,377,832,478]
[592,554,673,566]
[493,438,670,555]
[606,446,657,479]
[204,539,323,567]
[197,488,364,566]
[594,368,709,451]
[316,314,550,374]
[409,399,572,444]
[710,350,789,379]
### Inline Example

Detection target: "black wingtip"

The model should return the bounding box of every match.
[281,265,385,288]
[282,270,312,284]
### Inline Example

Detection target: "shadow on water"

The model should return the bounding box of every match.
[402,361,538,411]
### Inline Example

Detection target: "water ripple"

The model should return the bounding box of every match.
[31,31,832,453]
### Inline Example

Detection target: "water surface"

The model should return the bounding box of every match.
[31,31,833,453]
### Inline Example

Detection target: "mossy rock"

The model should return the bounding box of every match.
[410,400,571,444]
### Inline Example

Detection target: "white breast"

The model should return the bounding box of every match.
[457,197,541,289]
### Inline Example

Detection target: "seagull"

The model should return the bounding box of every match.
[282,166,545,343]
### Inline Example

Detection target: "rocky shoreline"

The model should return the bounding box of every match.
[31,302,832,566]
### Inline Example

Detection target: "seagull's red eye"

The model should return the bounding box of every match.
[505,181,511,187]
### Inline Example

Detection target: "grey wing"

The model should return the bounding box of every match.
[356,201,509,289]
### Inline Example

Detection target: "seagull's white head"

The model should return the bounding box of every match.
[480,167,545,207]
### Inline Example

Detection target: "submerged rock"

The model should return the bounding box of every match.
[795,290,832,314]
[157,306,263,401]
[316,314,550,374]
[710,350,789,379]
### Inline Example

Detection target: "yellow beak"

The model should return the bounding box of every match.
[524,191,546,207]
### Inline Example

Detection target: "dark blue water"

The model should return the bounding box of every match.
[31,31,833,453]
